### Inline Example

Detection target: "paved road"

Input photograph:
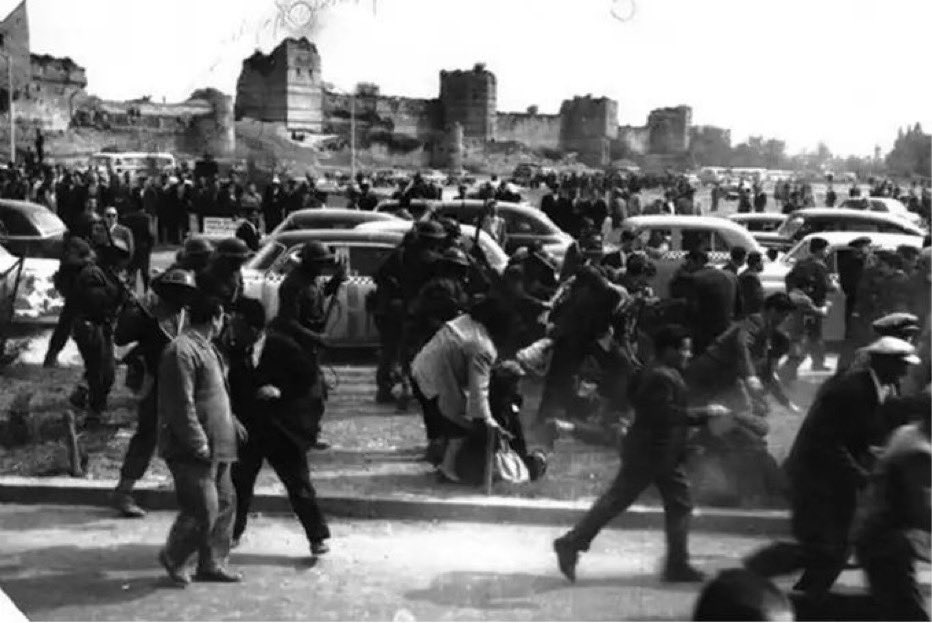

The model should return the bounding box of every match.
[0,503,880,622]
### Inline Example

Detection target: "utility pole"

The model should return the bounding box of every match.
[1,51,14,163]
[350,93,356,181]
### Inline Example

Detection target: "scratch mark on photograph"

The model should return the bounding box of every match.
[610,0,637,22]
[275,0,379,37]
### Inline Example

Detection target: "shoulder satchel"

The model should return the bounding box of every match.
[494,437,530,484]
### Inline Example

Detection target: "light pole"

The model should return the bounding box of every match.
[350,93,356,181]
[0,51,14,163]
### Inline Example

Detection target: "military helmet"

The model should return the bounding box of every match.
[182,236,214,258]
[152,268,198,305]
[415,219,447,241]
[299,240,335,264]
[440,247,470,268]
[215,237,252,260]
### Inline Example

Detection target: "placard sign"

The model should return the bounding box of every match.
[202,217,240,236]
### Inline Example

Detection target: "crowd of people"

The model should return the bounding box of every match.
[13,148,930,615]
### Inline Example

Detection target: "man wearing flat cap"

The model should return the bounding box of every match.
[745,336,922,597]
[196,237,253,310]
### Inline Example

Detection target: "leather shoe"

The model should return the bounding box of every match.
[553,537,578,582]
[158,549,190,586]
[193,567,242,583]
[662,563,705,583]
[311,540,329,555]
[113,493,146,518]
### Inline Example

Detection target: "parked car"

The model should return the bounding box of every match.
[0,200,67,324]
[758,231,924,342]
[377,199,572,265]
[241,225,506,348]
[619,215,765,298]
[763,208,927,253]
[838,197,925,228]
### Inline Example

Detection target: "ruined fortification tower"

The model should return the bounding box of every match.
[559,95,619,166]
[647,105,692,154]
[235,37,323,132]
[439,63,496,143]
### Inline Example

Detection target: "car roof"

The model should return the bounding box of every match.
[265,228,403,247]
[728,213,786,221]
[623,214,752,231]
[0,199,57,214]
[789,207,910,221]
[284,208,399,222]
[796,231,924,249]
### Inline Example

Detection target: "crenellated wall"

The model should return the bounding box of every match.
[495,112,561,149]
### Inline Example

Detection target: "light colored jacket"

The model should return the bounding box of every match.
[411,314,497,429]
[158,329,237,463]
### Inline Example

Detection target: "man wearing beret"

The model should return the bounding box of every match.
[745,336,921,597]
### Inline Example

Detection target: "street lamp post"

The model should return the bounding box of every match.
[0,51,14,163]
[350,93,356,181]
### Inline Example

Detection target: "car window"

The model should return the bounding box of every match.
[778,215,804,238]
[877,221,910,234]
[437,205,480,225]
[868,200,887,212]
[0,210,37,236]
[348,246,393,277]
[847,217,880,232]
[507,212,545,235]
[681,229,730,252]
[246,241,286,271]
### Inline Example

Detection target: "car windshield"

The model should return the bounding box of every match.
[781,240,811,265]
[246,241,286,271]
[777,216,805,238]
[31,211,65,236]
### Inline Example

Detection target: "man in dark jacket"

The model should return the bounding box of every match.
[781,237,834,379]
[112,268,195,517]
[70,224,128,425]
[553,325,731,583]
[121,202,155,293]
[227,298,331,557]
[157,296,245,585]
[744,337,921,596]
[737,252,765,317]
[276,240,347,449]
[853,390,931,621]
[682,252,741,355]
[262,176,286,233]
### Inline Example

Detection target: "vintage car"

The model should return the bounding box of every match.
[763,208,927,253]
[619,215,765,298]
[241,225,506,348]
[0,200,67,324]
[376,199,572,264]
[758,231,924,343]
[838,197,925,228]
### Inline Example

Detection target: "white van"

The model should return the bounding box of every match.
[88,152,176,178]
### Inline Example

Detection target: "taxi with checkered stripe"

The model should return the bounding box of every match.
[241,226,507,348]
[619,215,765,298]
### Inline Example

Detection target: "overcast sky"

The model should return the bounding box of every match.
[7,0,931,156]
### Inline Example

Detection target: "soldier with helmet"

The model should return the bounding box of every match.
[172,236,214,273]
[196,237,252,310]
[111,267,198,517]
[275,240,347,450]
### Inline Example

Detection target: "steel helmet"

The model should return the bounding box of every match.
[152,268,198,305]
[440,247,470,268]
[215,237,252,260]
[299,240,336,264]
[182,236,214,258]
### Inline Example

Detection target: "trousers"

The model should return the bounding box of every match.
[118,388,158,484]
[47,299,75,361]
[564,449,694,565]
[232,429,330,544]
[375,314,403,395]
[72,319,115,412]
[164,460,235,572]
